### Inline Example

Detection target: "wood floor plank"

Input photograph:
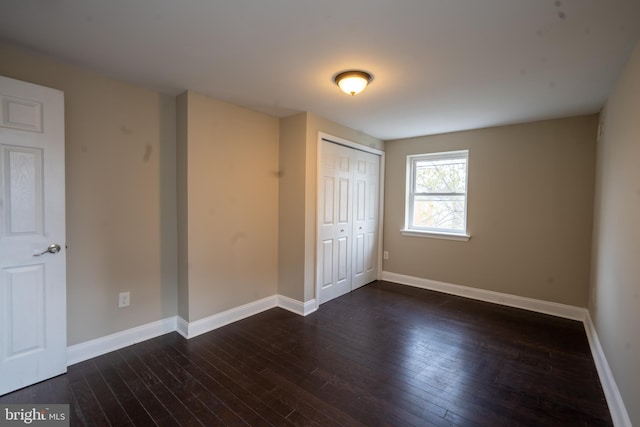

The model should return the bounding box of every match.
[81,363,133,426]
[0,280,612,426]
[128,341,225,426]
[170,339,296,423]
[156,344,275,426]
[67,376,111,426]
[126,348,203,425]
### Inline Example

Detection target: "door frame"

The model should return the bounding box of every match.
[315,132,385,308]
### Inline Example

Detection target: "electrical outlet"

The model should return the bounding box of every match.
[118,292,130,308]
[383,251,389,260]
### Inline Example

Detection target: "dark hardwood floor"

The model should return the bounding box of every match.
[0,281,612,426]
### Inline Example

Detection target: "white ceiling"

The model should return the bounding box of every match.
[0,0,639,140]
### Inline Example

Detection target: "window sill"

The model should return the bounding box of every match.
[401,229,471,241]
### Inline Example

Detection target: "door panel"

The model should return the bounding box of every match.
[337,177,350,225]
[354,233,365,276]
[0,76,66,395]
[3,146,44,235]
[320,239,333,289]
[322,177,334,225]
[3,265,45,356]
[0,95,43,133]
[365,231,376,273]
[336,236,349,284]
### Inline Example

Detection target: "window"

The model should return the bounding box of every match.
[403,150,469,240]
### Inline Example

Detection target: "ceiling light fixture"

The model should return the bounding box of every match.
[334,70,373,96]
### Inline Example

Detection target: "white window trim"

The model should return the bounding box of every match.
[404,150,470,241]
[400,229,471,241]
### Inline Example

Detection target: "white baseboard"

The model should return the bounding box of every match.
[278,294,318,316]
[180,295,278,339]
[176,315,189,339]
[67,316,177,366]
[67,294,314,363]
[382,271,587,321]
[583,312,632,427]
[382,271,630,426]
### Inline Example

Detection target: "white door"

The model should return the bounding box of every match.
[0,75,66,395]
[318,141,353,304]
[351,149,379,290]
[318,139,380,305]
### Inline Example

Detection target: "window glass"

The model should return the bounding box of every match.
[406,150,469,234]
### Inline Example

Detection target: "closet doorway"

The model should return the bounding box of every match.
[317,134,384,305]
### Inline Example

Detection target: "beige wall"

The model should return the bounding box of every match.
[384,116,597,307]
[277,112,384,302]
[0,44,178,345]
[176,93,190,320]
[278,113,308,301]
[590,42,640,425]
[178,91,279,322]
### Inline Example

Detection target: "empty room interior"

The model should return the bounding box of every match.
[0,1,639,426]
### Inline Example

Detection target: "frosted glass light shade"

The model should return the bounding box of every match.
[334,71,372,96]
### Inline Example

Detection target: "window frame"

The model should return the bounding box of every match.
[402,150,470,241]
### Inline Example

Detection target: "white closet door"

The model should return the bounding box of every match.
[351,149,379,289]
[318,140,353,304]
[318,139,380,305]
